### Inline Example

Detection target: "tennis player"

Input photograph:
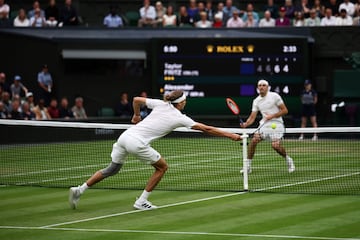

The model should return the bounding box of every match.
[240,79,295,173]
[69,90,241,210]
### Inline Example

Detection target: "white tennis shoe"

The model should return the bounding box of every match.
[69,186,81,209]
[240,166,252,174]
[286,156,295,173]
[133,199,158,210]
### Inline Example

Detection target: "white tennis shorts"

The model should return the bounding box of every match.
[259,121,285,140]
[111,131,161,165]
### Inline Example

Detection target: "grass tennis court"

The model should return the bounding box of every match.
[1,186,360,240]
[1,132,360,239]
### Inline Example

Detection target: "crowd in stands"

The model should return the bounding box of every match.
[0,68,89,121]
[0,0,359,28]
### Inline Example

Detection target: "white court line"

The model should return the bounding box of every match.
[40,192,245,228]
[253,171,360,192]
[39,171,360,228]
[0,226,359,240]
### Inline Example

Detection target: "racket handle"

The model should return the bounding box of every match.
[238,117,244,124]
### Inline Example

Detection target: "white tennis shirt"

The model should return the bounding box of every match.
[252,91,284,124]
[125,99,196,144]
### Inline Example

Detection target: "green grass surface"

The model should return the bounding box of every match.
[0,186,359,240]
[1,137,359,194]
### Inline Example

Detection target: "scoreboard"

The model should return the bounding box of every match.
[153,38,309,99]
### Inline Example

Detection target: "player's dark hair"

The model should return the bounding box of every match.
[164,90,183,103]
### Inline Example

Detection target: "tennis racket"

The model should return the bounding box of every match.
[252,119,286,140]
[226,98,243,124]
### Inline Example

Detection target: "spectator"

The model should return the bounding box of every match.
[305,8,321,26]
[214,1,224,23]
[298,0,311,18]
[0,9,10,26]
[2,91,11,112]
[264,0,279,19]
[21,101,36,120]
[320,7,337,25]
[59,96,73,118]
[284,0,296,19]
[259,10,276,27]
[178,5,192,26]
[339,0,355,17]
[25,92,35,110]
[324,0,340,16]
[13,8,30,27]
[154,1,166,27]
[162,5,177,27]
[37,64,53,106]
[226,9,244,28]
[275,6,291,26]
[313,0,325,18]
[187,0,199,23]
[336,8,353,25]
[33,98,51,120]
[115,92,133,117]
[0,72,10,93]
[353,8,360,25]
[0,101,9,119]
[223,0,240,25]
[356,0,360,14]
[212,12,223,27]
[244,11,258,27]
[45,0,59,27]
[299,80,318,141]
[138,0,156,27]
[0,0,10,19]
[28,1,45,19]
[242,3,260,23]
[9,99,22,120]
[293,11,305,26]
[194,11,212,28]
[59,0,79,26]
[205,0,215,22]
[10,75,28,98]
[29,7,46,27]
[47,98,60,118]
[103,5,124,28]
[71,96,87,119]
[193,1,206,23]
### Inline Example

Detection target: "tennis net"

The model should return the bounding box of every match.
[0,119,359,195]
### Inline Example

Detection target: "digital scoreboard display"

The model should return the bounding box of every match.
[153,38,309,98]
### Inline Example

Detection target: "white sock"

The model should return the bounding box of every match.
[138,190,151,202]
[79,183,88,194]
[247,159,252,168]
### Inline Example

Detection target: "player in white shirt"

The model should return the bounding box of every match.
[69,90,241,210]
[240,79,295,174]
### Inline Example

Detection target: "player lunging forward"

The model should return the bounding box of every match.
[240,79,295,173]
[69,90,241,210]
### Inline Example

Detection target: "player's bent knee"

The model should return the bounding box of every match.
[101,162,123,178]
[271,141,280,149]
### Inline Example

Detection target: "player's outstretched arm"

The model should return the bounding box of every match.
[192,123,241,141]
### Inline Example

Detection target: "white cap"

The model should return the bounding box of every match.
[257,79,269,86]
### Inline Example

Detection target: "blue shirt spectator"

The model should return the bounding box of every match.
[103,6,123,27]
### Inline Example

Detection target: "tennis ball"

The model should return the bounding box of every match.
[271,123,277,129]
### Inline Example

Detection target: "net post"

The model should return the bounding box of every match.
[241,133,249,191]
